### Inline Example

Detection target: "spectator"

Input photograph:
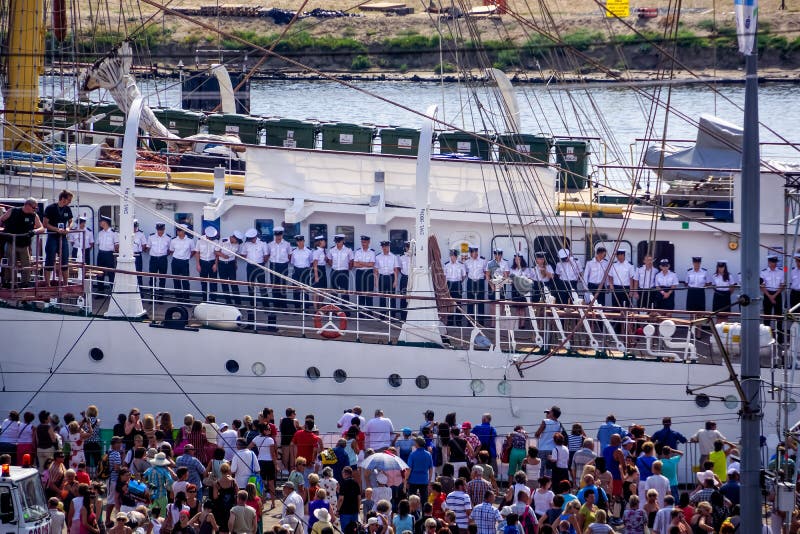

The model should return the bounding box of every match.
[364,410,395,451]
[442,478,472,533]
[651,418,687,450]
[228,490,256,534]
[176,444,207,502]
[470,490,501,534]
[405,437,434,502]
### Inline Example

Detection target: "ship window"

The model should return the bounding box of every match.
[497,380,511,395]
[531,236,569,267]
[309,224,328,243]
[251,362,266,376]
[636,240,674,268]
[98,206,120,229]
[694,394,710,408]
[174,213,194,233]
[89,348,104,361]
[225,359,239,373]
[335,226,354,249]
[389,230,409,255]
[255,219,274,243]
[470,379,485,394]
[306,366,321,381]
[282,222,301,246]
[388,374,402,388]
[333,369,348,383]
[415,375,430,389]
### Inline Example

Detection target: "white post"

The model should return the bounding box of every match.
[105,96,146,318]
[399,105,445,345]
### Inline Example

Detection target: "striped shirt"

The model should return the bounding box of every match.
[467,478,491,509]
[567,433,584,452]
[470,502,501,534]
[443,490,472,528]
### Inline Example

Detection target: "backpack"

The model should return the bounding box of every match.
[96,453,110,480]
[321,448,338,465]
[520,507,538,534]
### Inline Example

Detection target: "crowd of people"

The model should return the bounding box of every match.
[1,403,792,534]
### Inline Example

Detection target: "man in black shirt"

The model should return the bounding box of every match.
[337,466,361,531]
[0,198,43,288]
[42,190,73,285]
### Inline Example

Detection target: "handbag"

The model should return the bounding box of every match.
[246,454,264,497]
[500,436,512,464]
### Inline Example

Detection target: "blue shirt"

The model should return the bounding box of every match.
[576,485,607,505]
[651,427,687,449]
[176,454,206,488]
[719,480,740,506]
[396,438,415,462]
[636,455,656,482]
[596,422,626,450]
[407,448,433,485]
[472,422,498,457]
[332,446,349,481]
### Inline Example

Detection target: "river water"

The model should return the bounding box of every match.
[39,76,799,163]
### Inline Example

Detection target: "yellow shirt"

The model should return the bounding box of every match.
[709,450,727,483]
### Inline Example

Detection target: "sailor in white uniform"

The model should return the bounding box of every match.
[654,258,679,310]
[147,222,170,297]
[633,255,657,309]
[583,246,611,305]
[217,230,242,305]
[761,254,785,342]
[555,248,581,304]
[374,240,399,314]
[609,250,635,308]
[530,251,555,302]
[266,226,292,309]
[711,259,737,312]
[169,225,195,302]
[444,249,467,326]
[791,254,800,309]
[196,226,220,301]
[328,234,354,304]
[132,220,147,286]
[465,245,489,322]
[241,228,268,325]
[95,216,119,292]
[684,256,710,313]
[398,241,411,320]
[354,235,376,309]
[290,235,313,307]
[312,235,329,289]
[68,216,94,264]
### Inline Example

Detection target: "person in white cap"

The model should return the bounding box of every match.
[465,245,489,323]
[196,226,220,301]
[169,225,195,302]
[311,235,329,308]
[398,241,411,320]
[132,220,147,286]
[290,235,313,308]
[217,231,242,306]
[583,246,611,305]
[632,254,656,309]
[374,240,399,314]
[444,249,467,326]
[654,259,678,311]
[354,235,376,310]
[68,215,93,264]
[95,215,119,292]
[266,226,292,309]
[241,228,268,325]
[609,250,635,308]
[684,256,710,314]
[327,234,354,305]
[761,254,785,342]
[147,223,170,298]
[487,248,510,297]
[555,248,581,304]
[530,252,554,303]
[711,260,737,312]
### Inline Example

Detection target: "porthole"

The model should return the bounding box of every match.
[306,367,321,381]
[89,348,104,361]
[388,374,402,388]
[251,362,266,376]
[497,380,511,396]
[470,379,485,394]
[695,394,710,408]
[723,394,739,409]
[415,375,430,389]
[225,360,239,373]
[333,369,347,383]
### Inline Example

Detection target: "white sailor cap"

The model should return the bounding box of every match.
[232,230,244,241]
[334,234,345,240]
[77,216,87,223]
[314,235,326,241]
[659,258,670,265]
[245,228,258,239]
[616,249,626,255]
[133,219,139,226]
[175,224,188,233]
[767,254,779,261]
[557,248,570,259]
[534,251,546,258]
[99,215,112,225]
[493,248,503,254]
[360,235,371,241]
[794,253,800,261]
[204,226,218,238]
[156,222,166,229]
[273,226,284,234]
[468,244,478,252]
[380,240,390,246]
[295,235,305,241]
[716,259,727,265]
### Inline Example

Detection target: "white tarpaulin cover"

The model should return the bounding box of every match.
[245,146,553,215]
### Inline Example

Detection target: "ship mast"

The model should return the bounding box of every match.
[736,0,762,530]
[3,0,45,151]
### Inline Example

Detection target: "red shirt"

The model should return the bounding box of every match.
[76,471,91,485]
[431,492,446,519]
[292,430,319,462]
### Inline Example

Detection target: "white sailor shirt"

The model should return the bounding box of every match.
[583,258,610,285]
[609,260,635,287]
[354,247,376,269]
[465,257,488,281]
[266,239,291,264]
[290,247,313,269]
[96,228,119,252]
[654,270,679,288]
[218,239,239,262]
[555,257,581,281]
[399,254,410,276]
[791,267,800,291]
[444,261,466,282]
[375,252,399,275]
[530,263,554,282]
[132,230,147,254]
[761,267,784,292]
[312,247,327,267]
[240,240,267,263]
[636,266,657,289]
[170,236,195,260]
[488,258,510,277]
[69,227,94,250]
[510,267,532,279]
[685,268,710,288]
[196,238,218,262]
[712,272,737,289]
[329,246,353,270]
[147,232,171,257]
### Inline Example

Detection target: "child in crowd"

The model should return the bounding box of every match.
[361,488,375,522]
[521,448,541,490]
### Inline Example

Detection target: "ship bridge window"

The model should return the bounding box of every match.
[255,219,274,242]
[636,240,674,267]
[335,226,354,249]
[309,224,328,243]
[98,206,120,229]
[389,230,409,255]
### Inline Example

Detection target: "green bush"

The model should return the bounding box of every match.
[562,29,605,51]
[351,55,371,70]
[493,48,521,69]
[434,61,457,74]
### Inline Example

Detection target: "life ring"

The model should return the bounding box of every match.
[314,304,347,339]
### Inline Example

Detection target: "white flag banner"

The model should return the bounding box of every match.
[734,0,758,54]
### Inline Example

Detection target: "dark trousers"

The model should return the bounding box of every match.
[134,253,143,286]
[45,235,69,272]
[555,278,576,304]
[713,290,732,312]
[96,250,116,289]
[314,269,328,289]
[171,258,190,300]
[377,274,395,311]
[613,286,630,308]
[218,261,241,305]
[466,278,485,321]
[764,292,784,342]
[292,266,311,306]
[332,269,350,304]
[639,288,655,309]
[791,289,800,310]
[587,282,605,305]
[407,483,429,504]
[355,269,374,308]
[247,263,266,301]
[656,287,675,310]
[149,255,168,295]
[686,287,706,312]
[398,274,408,320]
[198,259,218,301]
[532,281,555,304]
[447,280,463,326]
[71,247,92,265]
[270,262,289,308]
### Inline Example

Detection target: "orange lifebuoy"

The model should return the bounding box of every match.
[314,304,348,339]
